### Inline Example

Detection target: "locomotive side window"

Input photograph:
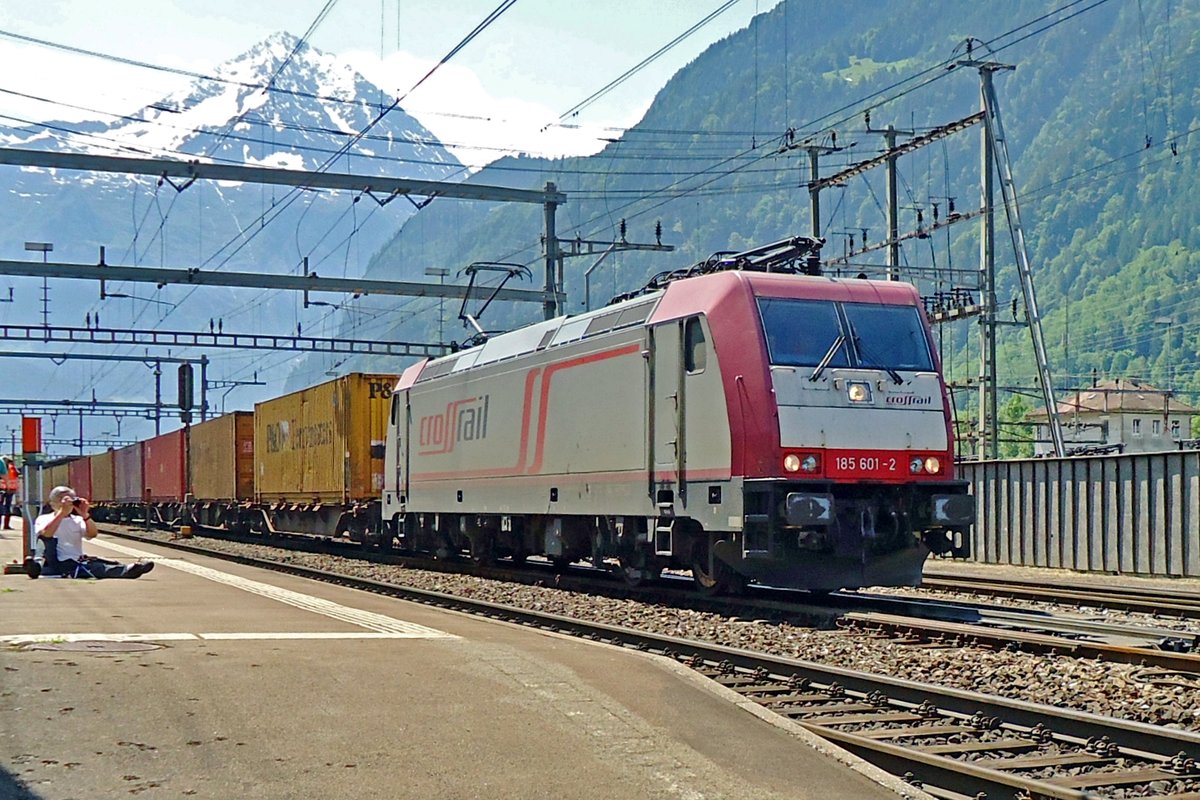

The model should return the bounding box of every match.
[757,298,847,367]
[684,317,707,373]
[841,303,934,372]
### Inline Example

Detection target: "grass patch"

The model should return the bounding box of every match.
[824,55,920,84]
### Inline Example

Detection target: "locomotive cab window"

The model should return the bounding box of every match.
[758,298,847,367]
[684,317,707,373]
[757,298,933,372]
[390,394,402,426]
[841,302,934,372]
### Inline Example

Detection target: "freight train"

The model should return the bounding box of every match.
[45,236,974,594]
[69,373,394,543]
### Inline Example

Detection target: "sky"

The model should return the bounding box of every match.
[0,0,783,451]
[0,0,782,164]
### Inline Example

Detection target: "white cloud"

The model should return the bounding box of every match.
[0,40,188,128]
[341,49,647,167]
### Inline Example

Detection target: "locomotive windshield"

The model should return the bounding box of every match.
[758,298,934,372]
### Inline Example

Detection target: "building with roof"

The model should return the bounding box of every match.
[1027,378,1197,456]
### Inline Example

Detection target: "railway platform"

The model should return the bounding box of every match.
[0,521,917,800]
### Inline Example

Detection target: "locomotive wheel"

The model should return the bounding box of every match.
[617,554,661,588]
[691,543,746,596]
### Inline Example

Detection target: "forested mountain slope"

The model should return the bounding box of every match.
[306,0,1199,416]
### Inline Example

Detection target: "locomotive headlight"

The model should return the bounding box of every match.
[783,453,821,474]
[910,456,925,474]
[847,381,872,403]
[924,457,942,475]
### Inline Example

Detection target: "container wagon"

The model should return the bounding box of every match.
[142,429,188,525]
[253,373,394,537]
[188,411,255,528]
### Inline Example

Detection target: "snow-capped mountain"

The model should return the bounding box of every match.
[1,31,463,267]
[0,32,465,442]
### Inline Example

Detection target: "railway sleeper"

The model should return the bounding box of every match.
[1049,766,1200,789]
[856,724,977,741]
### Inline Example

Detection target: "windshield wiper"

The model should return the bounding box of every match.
[852,335,904,384]
[845,322,904,384]
[808,334,846,381]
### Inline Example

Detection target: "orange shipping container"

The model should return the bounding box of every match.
[254,373,395,503]
[90,450,115,503]
[189,412,254,500]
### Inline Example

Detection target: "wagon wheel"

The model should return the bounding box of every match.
[550,556,574,573]
[469,531,495,565]
[691,539,746,596]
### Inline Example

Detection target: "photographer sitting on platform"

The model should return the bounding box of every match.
[25,485,154,579]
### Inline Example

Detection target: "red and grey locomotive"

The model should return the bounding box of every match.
[384,237,973,592]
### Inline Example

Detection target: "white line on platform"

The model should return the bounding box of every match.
[0,632,453,644]
[89,539,457,640]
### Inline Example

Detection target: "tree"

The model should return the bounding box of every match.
[998,394,1035,459]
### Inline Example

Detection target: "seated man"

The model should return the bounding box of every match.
[25,485,154,579]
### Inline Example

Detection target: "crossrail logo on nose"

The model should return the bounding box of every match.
[418,395,490,455]
[885,393,933,406]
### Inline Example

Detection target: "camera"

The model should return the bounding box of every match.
[72,499,81,507]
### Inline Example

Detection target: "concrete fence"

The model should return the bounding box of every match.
[958,451,1200,578]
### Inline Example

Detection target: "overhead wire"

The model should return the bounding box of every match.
[553,0,740,123]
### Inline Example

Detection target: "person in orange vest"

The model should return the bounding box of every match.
[0,456,17,530]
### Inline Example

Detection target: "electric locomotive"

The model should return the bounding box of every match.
[383,237,973,593]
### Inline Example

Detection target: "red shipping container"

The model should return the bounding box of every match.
[113,443,144,503]
[143,429,187,502]
[68,457,92,502]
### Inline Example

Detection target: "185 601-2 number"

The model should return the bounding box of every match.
[833,455,897,472]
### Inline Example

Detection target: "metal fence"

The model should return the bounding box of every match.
[959,451,1200,578]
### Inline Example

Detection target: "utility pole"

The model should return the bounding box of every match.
[24,242,52,331]
[153,361,162,436]
[544,182,562,320]
[960,47,1064,457]
[804,140,843,238]
[978,88,998,460]
[862,121,914,280]
[425,267,449,343]
[199,355,208,422]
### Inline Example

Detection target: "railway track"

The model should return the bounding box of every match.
[922,570,1200,620]
[107,528,1200,799]
[114,523,1200,673]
